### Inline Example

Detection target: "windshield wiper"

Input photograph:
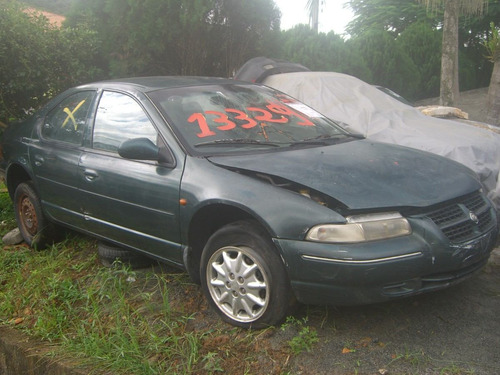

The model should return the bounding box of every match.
[194,139,282,148]
[290,134,348,147]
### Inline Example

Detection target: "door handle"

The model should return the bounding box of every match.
[83,169,99,182]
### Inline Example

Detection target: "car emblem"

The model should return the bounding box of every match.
[469,211,479,224]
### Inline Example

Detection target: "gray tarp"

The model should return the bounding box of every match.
[263,71,500,209]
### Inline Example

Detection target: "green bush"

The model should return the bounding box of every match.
[0,0,103,123]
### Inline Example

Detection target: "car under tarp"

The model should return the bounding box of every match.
[233,56,310,83]
[234,59,500,210]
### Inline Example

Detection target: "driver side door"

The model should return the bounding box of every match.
[79,90,184,264]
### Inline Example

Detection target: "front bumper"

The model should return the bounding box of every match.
[275,208,498,306]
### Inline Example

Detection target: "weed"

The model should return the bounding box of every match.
[439,363,476,374]
[388,346,429,368]
[281,316,319,354]
[202,352,224,373]
[342,339,357,353]
[0,184,15,237]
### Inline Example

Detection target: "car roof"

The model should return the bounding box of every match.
[77,76,238,93]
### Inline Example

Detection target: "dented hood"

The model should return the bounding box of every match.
[208,140,481,210]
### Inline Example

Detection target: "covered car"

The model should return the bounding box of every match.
[0,77,497,328]
[234,58,500,210]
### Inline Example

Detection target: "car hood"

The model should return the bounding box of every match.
[208,140,480,210]
[262,71,500,210]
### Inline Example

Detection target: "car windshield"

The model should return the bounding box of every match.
[148,83,352,155]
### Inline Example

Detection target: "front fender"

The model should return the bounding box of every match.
[179,157,346,241]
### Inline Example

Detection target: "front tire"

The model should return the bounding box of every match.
[13,182,55,249]
[200,221,292,328]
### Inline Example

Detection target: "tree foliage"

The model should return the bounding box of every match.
[347,29,421,98]
[347,0,434,36]
[484,22,500,124]
[0,0,103,123]
[397,21,442,98]
[3,0,500,123]
[416,0,488,105]
[65,0,281,77]
[210,0,282,76]
[483,22,500,61]
[418,0,487,14]
[346,0,500,100]
[21,0,78,15]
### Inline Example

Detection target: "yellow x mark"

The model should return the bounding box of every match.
[62,100,86,130]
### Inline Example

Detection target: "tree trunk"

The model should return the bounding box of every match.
[486,60,500,126]
[440,0,460,106]
[309,0,319,33]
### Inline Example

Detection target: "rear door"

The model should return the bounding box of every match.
[78,90,184,264]
[30,90,96,227]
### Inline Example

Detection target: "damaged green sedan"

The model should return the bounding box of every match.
[1,77,498,328]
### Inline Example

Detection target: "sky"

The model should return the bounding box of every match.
[273,0,354,35]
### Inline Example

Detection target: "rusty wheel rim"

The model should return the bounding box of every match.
[17,194,38,236]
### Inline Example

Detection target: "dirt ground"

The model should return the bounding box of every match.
[418,88,500,137]
[416,87,490,123]
[280,250,500,374]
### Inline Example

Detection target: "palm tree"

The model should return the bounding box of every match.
[307,0,320,33]
[417,0,487,106]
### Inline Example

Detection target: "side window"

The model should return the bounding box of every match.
[42,91,95,144]
[93,91,158,153]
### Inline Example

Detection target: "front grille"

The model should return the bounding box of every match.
[425,191,495,243]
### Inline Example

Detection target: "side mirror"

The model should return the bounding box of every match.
[118,137,176,166]
[118,138,160,161]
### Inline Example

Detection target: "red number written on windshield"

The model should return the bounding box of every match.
[188,104,315,138]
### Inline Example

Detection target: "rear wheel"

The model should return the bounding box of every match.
[13,182,55,249]
[200,221,292,328]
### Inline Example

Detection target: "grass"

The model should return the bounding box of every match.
[61,265,206,374]
[0,185,294,374]
[0,185,15,237]
[439,364,476,375]
[388,347,429,368]
[0,234,226,374]
[0,229,213,373]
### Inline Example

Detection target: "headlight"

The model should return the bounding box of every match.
[306,212,411,243]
